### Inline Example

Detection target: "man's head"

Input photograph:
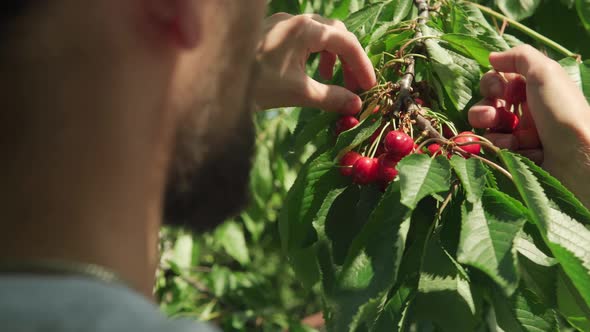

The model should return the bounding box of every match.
[0,0,267,231]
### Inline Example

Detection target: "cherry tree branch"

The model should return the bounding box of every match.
[393,0,444,140]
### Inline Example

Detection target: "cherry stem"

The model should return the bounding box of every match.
[455,139,500,154]
[416,137,447,152]
[435,183,458,223]
[454,147,514,180]
[368,122,391,158]
[466,1,578,59]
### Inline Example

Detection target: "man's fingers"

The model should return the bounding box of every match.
[264,12,293,29]
[479,71,524,99]
[319,51,337,80]
[468,98,503,128]
[303,15,372,91]
[302,76,363,114]
[515,127,542,149]
[342,63,361,92]
[306,21,377,90]
[518,149,544,165]
[485,133,518,150]
[304,14,348,31]
[489,45,553,82]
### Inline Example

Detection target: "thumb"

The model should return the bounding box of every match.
[302,76,363,114]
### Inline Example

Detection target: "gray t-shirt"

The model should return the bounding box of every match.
[0,276,219,332]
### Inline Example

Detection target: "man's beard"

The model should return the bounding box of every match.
[162,102,256,233]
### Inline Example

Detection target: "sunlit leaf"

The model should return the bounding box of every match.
[398,154,452,209]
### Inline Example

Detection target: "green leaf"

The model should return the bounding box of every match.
[503,33,526,48]
[373,285,413,331]
[557,269,590,331]
[518,247,558,307]
[172,233,194,271]
[241,211,265,243]
[458,189,526,296]
[280,112,382,288]
[324,182,412,332]
[250,142,273,202]
[491,286,557,332]
[290,245,321,290]
[440,33,493,68]
[293,111,337,154]
[215,221,250,266]
[327,186,381,267]
[424,32,476,110]
[345,2,391,39]
[267,0,301,15]
[384,30,415,52]
[334,112,383,154]
[576,0,590,34]
[516,235,557,268]
[330,0,354,20]
[563,0,576,8]
[560,57,590,105]
[450,156,488,203]
[499,151,590,308]
[398,154,452,209]
[413,232,480,331]
[497,0,542,21]
[383,0,413,25]
[518,155,590,225]
[450,3,510,51]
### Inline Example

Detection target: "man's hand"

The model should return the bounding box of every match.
[468,45,590,206]
[254,13,377,114]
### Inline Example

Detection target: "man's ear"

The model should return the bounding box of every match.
[146,0,200,49]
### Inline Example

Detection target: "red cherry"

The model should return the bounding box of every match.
[377,154,399,185]
[335,116,359,136]
[428,144,454,158]
[339,151,362,177]
[492,107,520,133]
[415,98,424,106]
[352,157,379,185]
[504,76,527,107]
[442,124,455,139]
[453,131,481,155]
[428,143,443,156]
[384,130,414,159]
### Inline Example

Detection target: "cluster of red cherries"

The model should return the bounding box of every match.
[333,74,525,190]
[336,115,481,189]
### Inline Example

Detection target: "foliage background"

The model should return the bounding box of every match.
[155,1,590,331]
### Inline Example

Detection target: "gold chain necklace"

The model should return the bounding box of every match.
[0,259,126,286]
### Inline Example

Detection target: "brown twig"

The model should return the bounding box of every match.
[392,0,445,143]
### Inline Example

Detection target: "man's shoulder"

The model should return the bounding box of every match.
[0,276,219,332]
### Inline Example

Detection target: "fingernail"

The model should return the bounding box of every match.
[344,97,362,115]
